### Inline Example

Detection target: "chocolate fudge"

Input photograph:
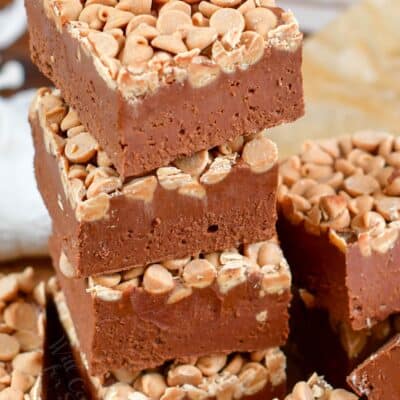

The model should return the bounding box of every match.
[26,0,304,178]
[348,334,400,399]
[285,374,357,400]
[49,233,291,375]
[289,288,400,387]
[278,131,400,331]
[0,267,46,399]
[31,88,279,278]
[51,283,287,400]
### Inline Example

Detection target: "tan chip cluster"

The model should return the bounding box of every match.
[278,131,400,256]
[283,373,357,400]
[43,0,301,98]
[75,237,292,302]
[0,268,46,400]
[33,88,278,222]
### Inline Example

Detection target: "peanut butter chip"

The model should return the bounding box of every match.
[156,10,192,35]
[186,27,218,51]
[241,31,265,66]
[76,193,110,222]
[167,365,202,386]
[258,242,282,266]
[121,34,154,66]
[13,330,42,352]
[242,136,277,173]
[0,334,20,361]
[152,32,188,54]
[122,176,157,203]
[210,8,245,36]
[187,56,221,88]
[141,372,167,399]
[174,150,210,176]
[65,132,98,163]
[344,175,379,197]
[352,130,389,152]
[12,351,42,376]
[244,8,277,38]
[4,302,37,332]
[239,363,268,396]
[200,155,235,184]
[182,259,216,289]
[0,388,24,400]
[88,31,120,58]
[143,265,174,294]
[0,276,18,302]
[197,354,227,376]
[160,0,191,16]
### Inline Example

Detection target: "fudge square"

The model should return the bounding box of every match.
[348,334,400,400]
[278,131,400,331]
[49,233,291,375]
[26,0,304,178]
[51,281,288,400]
[31,88,280,278]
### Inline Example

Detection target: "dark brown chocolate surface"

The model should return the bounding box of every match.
[278,217,400,331]
[31,102,278,278]
[26,0,304,179]
[348,334,400,399]
[49,234,291,376]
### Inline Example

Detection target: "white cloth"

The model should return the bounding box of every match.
[0,90,51,261]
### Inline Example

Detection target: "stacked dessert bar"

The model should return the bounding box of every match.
[278,131,400,387]
[26,0,304,398]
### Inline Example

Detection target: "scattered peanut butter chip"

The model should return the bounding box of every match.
[152,32,188,54]
[174,150,210,177]
[241,31,265,66]
[187,56,220,88]
[0,276,18,302]
[239,362,268,396]
[200,155,236,185]
[143,265,174,295]
[182,259,216,288]
[59,251,77,279]
[91,273,121,288]
[13,330,42,352]
[0,334,20,361]
[197,354,227,376]
[121,34,154,66]
[210,8,245,36]
[344,175,380,197]
[76,193,110,222]
[160,0,191,16]
[242,136,277,173]
[64,132,98,163]
[122,176,158,203]
[0,387,24,400]
[156,10,192,35]
[185,27,218,51]
[167,365,202,386]
[4,302,37,332]
[140,372,167,399]
[88,31,120,58]
[244,7,277,38]
[12,351,43,376]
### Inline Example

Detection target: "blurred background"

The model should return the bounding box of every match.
[0,0,399,263]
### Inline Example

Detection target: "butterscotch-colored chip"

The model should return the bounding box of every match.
[0,334,20,361]
[344,175,380,197]
[242,136,277,173]
[64,132,98,163]
[197,354,227,376]
[143,265,174,295]
[152,32,188,54]
[0,277,18,303]
[76,193,110,222]
[121,34,154,66]
[239,363,268,396]
[140,372,167,399]
[198,1,220,18]
[156,10,192,35]
[12,351,42,376]
[88,31,120,58]
[101,8,134,31]
[244,7,277,38]
[182,259,216,289]
[160,0,191,16]
[174,150,210,177]
[118,0,152,14]
[167,365,203,386]
[78,4,105,30]
[186,27,218,51]
[210,8,245,36]
[4,302,37,332]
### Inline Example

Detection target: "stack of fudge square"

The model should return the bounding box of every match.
[25,0,305,398]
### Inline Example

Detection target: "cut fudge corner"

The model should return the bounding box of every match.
[277,130,400,331]
[26,0,304,178]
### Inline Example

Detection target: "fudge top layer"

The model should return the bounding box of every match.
[285,373,357,400]
[53,284,286,400]
[42,0,301,101]
[31,88,278,223]
[63,237,291,303]
[279,131,400,257]
[0,268,46,400]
